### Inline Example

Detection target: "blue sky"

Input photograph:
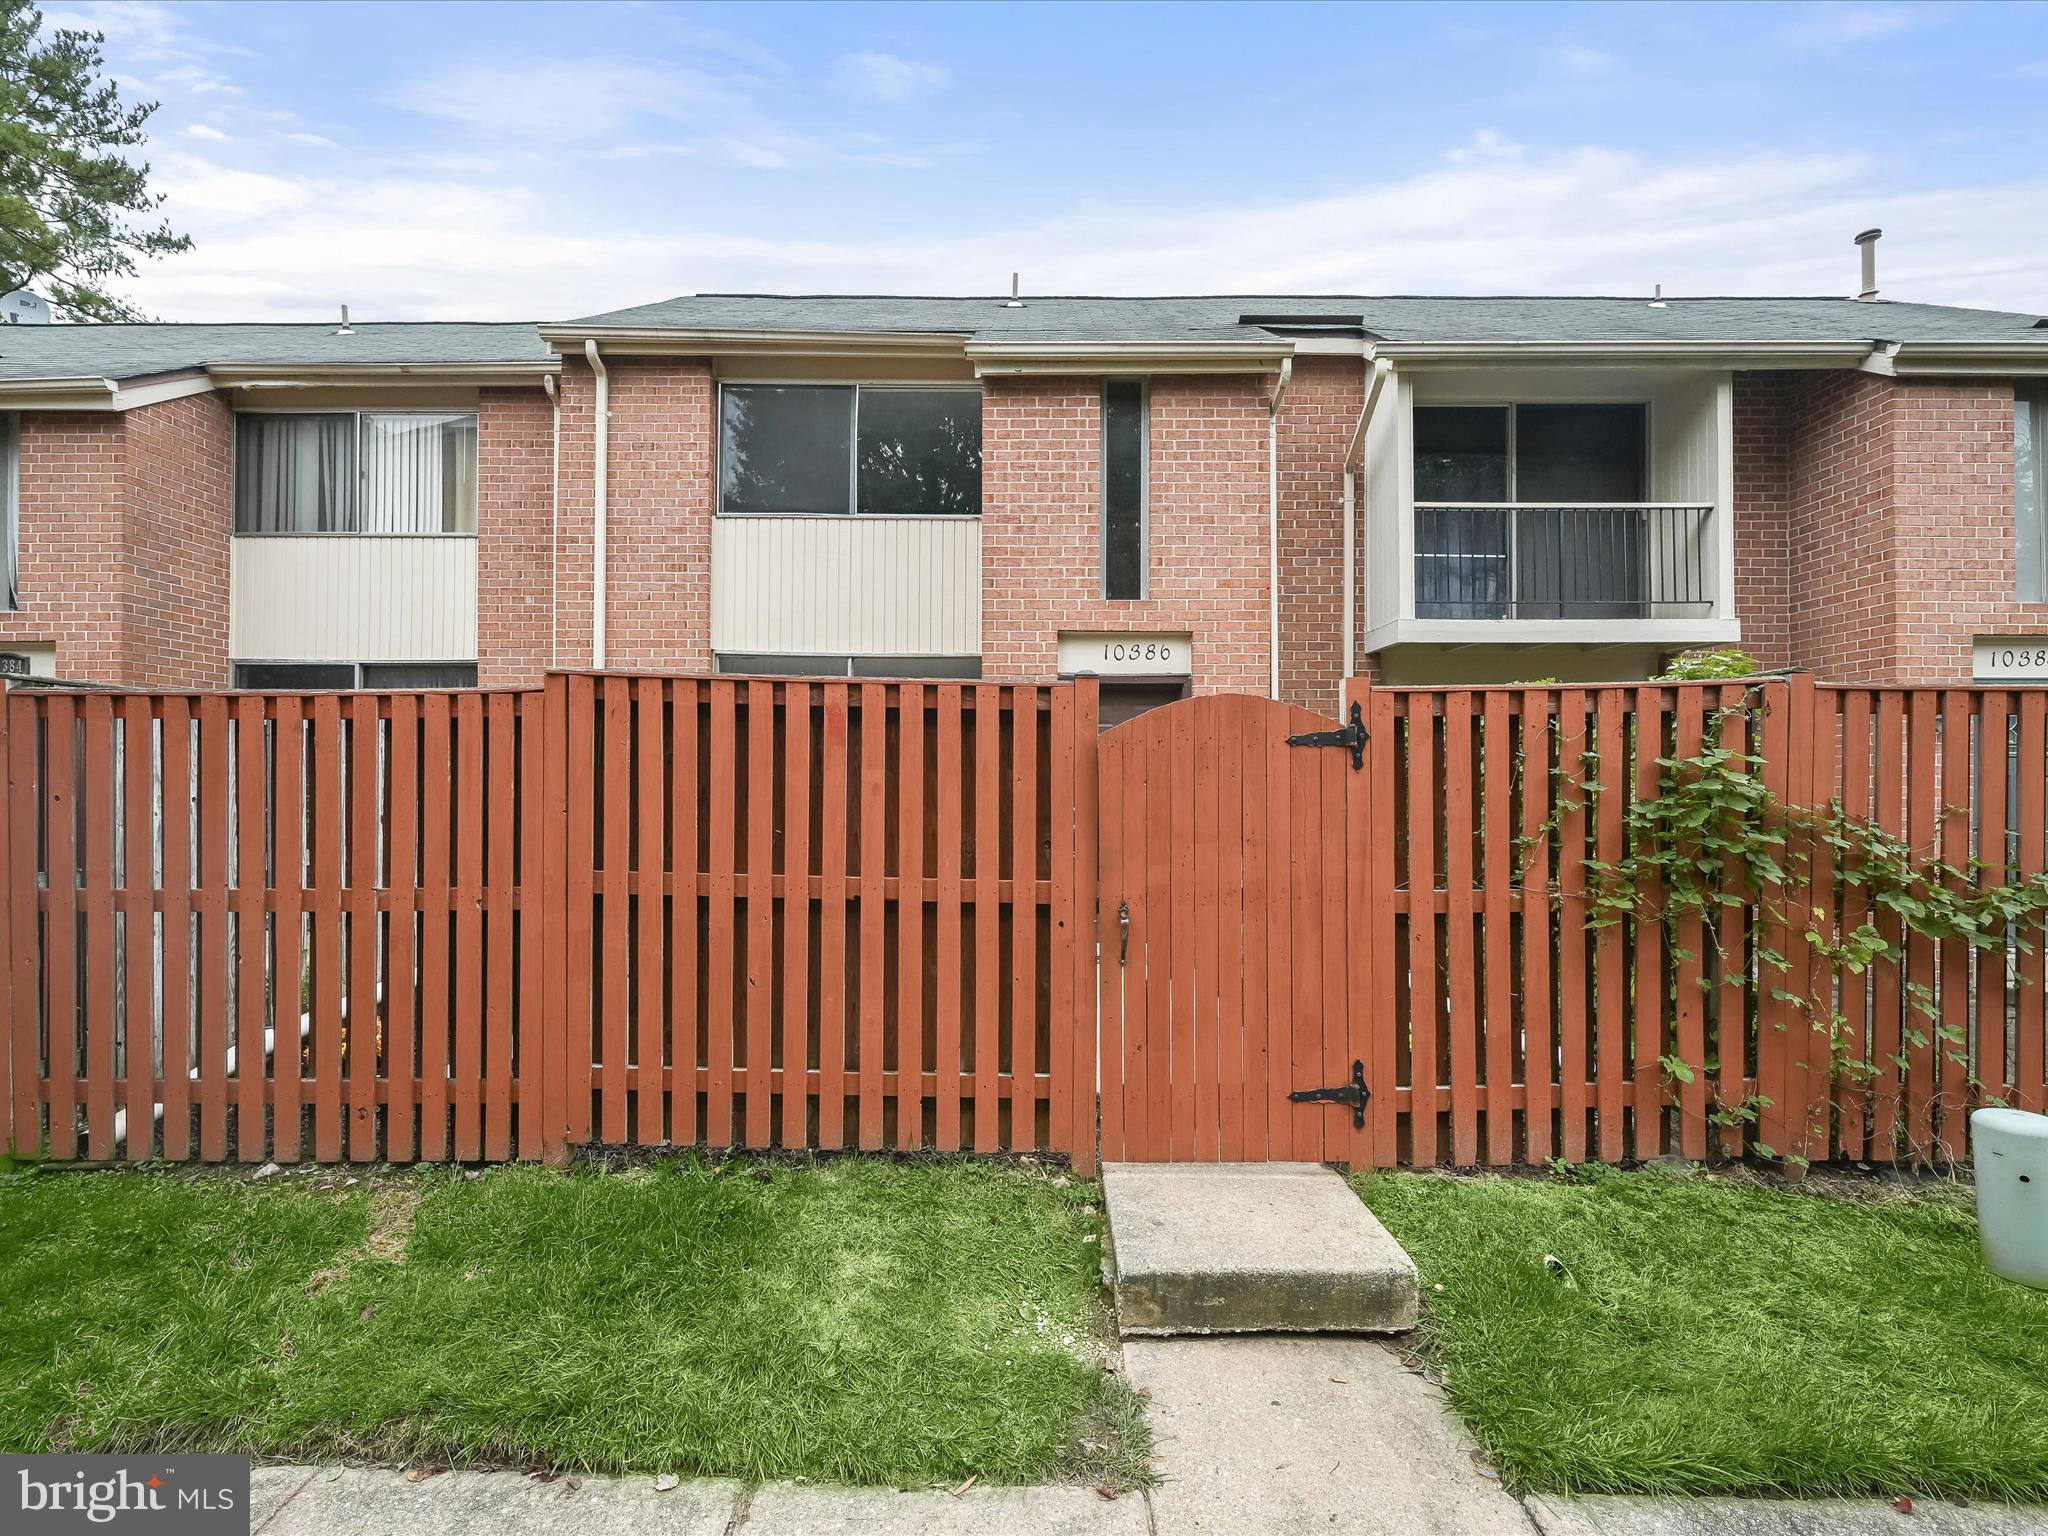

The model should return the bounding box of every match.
[46,0,2048,321]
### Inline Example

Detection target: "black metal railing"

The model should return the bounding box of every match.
[1413,503,1715,621]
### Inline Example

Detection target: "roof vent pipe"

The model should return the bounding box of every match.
[334,304,354,336]
[1855,228,1882,301]
[1004,273,1025,309]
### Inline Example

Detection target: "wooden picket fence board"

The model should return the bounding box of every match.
[551,674,1094,1165]
[3,670,2042,1172]
[0,675,1099,1168]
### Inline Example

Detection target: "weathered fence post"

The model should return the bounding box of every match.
[1062,675,1100,1174]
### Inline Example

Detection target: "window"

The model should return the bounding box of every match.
[714,652,982,680]
[1098,679,1187,729]
[1413,406,1508,502]
[235,411,478,534]
[1413,404,1652,622]
[718,384,981,517]
[1102,379,1147,599]
[232,661,478,689]
[1,412,17,611]
[1412,403,1646,503]
[2020,385,2047,603]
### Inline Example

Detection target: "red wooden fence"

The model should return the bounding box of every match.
[3,670,2039,1172]
[1350,674,2048,1171]
[0,675,1098,1169]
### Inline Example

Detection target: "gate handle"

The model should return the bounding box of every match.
[1117,900,1130,966]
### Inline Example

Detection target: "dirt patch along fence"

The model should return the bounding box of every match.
[4,670,2042,1172]
[0,675,1099,1168]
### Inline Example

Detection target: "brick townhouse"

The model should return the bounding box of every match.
[2,265,2046,717]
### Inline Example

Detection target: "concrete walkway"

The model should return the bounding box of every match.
[251,1466,1150,1535]
[1126,1334,1531,1535]
[251,1461,2048,1536]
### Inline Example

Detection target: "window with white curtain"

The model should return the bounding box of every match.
[1,412,17,610]
[2019,385,2047,603]
[235,411,478,534]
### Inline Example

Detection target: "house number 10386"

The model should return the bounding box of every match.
[1103,641,1174,664]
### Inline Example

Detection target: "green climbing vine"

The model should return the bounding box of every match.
[1535,684,2048,1169]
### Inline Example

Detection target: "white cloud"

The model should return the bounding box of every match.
[1555,45,1617,73]
[833,52,948,103]
[116,139,2048,323]
[1780,3,1932,47]
[152,151,312,219]
[43,0,245,98]
[1447,129,1525,164]
[392,59,741,139]
[185,123,231,142]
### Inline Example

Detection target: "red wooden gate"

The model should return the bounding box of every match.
[1094,693,1378,1163]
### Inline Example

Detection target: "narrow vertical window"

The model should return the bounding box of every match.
[0,413,17,610]
[1102,379,1146,600]
[2019,385,2047,603]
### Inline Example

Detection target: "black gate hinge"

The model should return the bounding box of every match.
[1288,1059,1371,1129]
[1285,699,1367,771]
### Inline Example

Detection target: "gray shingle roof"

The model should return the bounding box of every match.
[4,295,2043,385]
[566,292,2048,346]
[0,321,553,383]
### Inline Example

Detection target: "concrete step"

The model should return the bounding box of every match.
[1102,1162,1419,1336]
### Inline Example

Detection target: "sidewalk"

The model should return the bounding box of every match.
[250,1466,1147,1535]
[251,1463,2048,1536]
[248,1335,2048,1536]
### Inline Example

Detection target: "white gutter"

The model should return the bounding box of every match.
[1342,359,1392,694]
[970,339,1295,377]
[1267,357,1293,701]
[1372,339,1878,370]
[585,339,609,669]
[539,325,969,360]
[1880,341,2048,376]
[544,373,561,670]
[207,361,559,387]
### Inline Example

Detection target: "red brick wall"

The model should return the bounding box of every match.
[123,391,233,687]
[1889,379,2039,683]
[476,387,556,686]
[1276,358,1361,711]
[0,412,129,678]
[553,356,714,673]
[1733,371,2030,684]
[0,395,232,687]
[981,374,1271,693]
[1731,372,1794,670]
[1784,371,1901,681]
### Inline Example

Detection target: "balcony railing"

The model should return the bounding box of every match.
[1413,503,1715,622]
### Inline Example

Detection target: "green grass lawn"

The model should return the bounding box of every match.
[1356,1166,2048,1502]
[0,1158,1146,1487]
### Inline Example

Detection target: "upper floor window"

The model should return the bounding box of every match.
[235,411,479,534]
[1102,379,1147,600]
[2019,385,2047,603]
[718,383,981,517]
[1,412,17,610]
[1413,403,1646,503]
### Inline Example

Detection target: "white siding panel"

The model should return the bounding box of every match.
[230,536,478,662]
[1361,374,1406,639]
[711,517,981,656]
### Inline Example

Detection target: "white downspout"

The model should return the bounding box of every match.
[584,339,609,669]
[1343,358,1391,702]
[1267,356,1293,702]
[544,373,560,670]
